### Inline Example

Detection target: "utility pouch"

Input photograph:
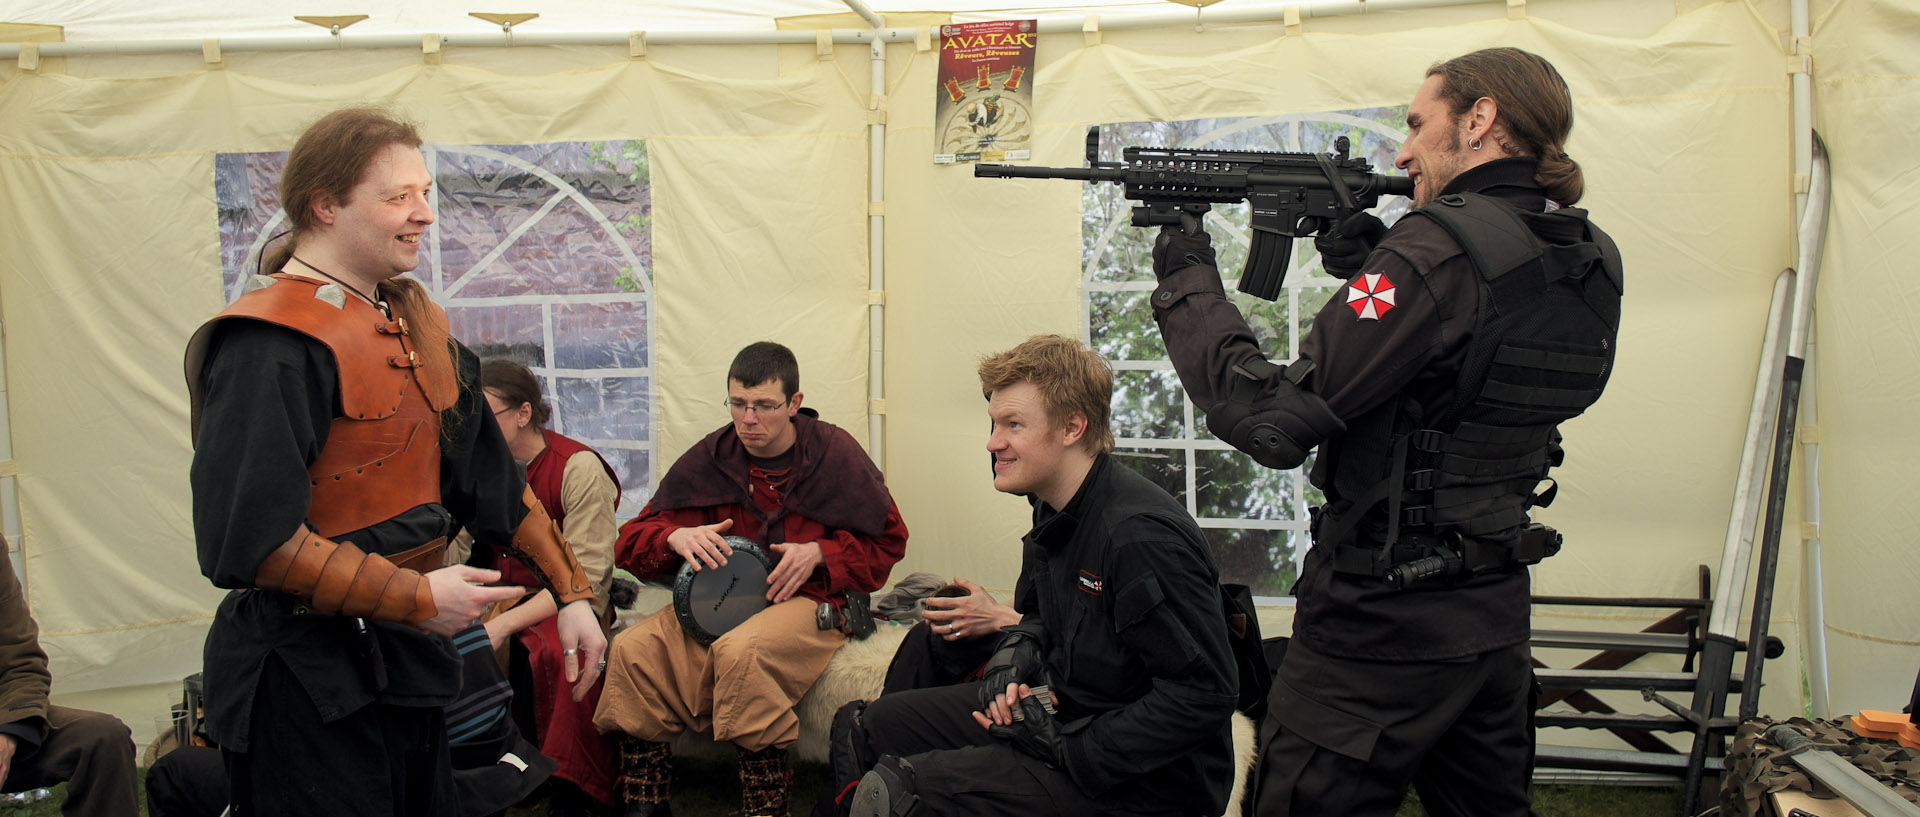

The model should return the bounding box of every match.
[841,590,876,639]
[815,591,878,639]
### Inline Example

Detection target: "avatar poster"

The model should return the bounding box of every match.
[933,19,1036,164]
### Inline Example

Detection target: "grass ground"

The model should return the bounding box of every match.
[0,759,1687,816]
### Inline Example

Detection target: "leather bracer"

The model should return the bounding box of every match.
[509,486,594,606]
[254,527,438,624]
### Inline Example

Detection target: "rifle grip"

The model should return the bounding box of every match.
[1237,232,1293,302]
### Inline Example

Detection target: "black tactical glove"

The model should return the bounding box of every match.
[1205,365,1345,470]
[1313,212,1388,279]
[987,691,1067,767]
[1151,225,1217,280]
[976,623,1049,711]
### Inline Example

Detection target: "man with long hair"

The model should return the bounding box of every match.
[1151,48,1624,815]
[184,107,606,816]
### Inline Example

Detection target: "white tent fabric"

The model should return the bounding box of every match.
[1,0,1916,751]
[3,0,1266,40]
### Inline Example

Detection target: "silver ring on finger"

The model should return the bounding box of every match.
[562,648,578,657]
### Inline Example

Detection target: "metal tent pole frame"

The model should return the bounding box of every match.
[1667,132,1829,817]
[839,0,892,470]
[0,0,1496,59]
[1742,131,1830,725]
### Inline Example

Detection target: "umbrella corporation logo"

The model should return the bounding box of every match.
[1347,272,1397,320]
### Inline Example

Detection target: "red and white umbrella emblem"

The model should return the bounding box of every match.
[1346,272,1396,320]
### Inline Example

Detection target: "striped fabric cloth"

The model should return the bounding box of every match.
[445,624,515,747]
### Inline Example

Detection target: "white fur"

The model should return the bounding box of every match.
[1224,711,1258,817]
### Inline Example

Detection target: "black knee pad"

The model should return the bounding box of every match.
[848,756,920,817]
[824,700,875,814]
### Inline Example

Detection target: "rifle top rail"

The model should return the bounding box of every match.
[971,137,1414,301]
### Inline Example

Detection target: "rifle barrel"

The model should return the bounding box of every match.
[974,164,1127,183]
[975,162,1410,198]
[1375,174,1415,197]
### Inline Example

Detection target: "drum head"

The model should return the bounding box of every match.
[671,536,774,645]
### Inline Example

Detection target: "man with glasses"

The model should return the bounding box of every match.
[595,341,909,817]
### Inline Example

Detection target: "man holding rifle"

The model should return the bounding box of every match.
[1151,48,1623,816]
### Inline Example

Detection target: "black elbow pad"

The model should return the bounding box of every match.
[1205,366,1344,470]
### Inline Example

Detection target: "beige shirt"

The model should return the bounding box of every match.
[447,450,621,619]
[557,450,620,620]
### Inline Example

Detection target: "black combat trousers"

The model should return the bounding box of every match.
[830,681,1175,817]
[224,654,456,817]
[1251,639,1539,817]
[878,622,996,696]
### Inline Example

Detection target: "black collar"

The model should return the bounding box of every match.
[1027,453,1111,549]
[1437,157,1546,210]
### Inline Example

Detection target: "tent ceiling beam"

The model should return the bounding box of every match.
[840,0,886,30]
[0,0,1488,58]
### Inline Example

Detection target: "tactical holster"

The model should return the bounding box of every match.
[1324,519,1562,589]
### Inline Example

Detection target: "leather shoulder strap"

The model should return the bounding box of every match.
[185,274,443,441]
[1412,193,1543,282]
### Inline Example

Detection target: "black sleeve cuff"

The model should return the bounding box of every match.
[0,720,44,756]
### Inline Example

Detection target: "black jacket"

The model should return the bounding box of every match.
[1012,454,1237,816]
[1155,159,1615,661]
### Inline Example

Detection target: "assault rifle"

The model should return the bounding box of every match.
[975,130,1413,301]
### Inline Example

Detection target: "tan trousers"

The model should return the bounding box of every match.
[593,597,847,752]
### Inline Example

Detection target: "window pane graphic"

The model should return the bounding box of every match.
[216,139,656,517]
[1112,369,1185,441]
[1112,447,1186,505]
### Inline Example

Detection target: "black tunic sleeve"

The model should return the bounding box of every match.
[436,340,529,549]
[190,319,336,589]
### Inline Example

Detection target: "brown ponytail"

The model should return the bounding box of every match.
[376,276,460,411]
[262,236,296,276]
[1533,149,1584,207]
[1429,48,1584,205]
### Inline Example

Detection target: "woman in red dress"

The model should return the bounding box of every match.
[481,358,623,817]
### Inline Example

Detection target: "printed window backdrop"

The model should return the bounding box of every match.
[216,141,656,517]
[1083,111,1408,599]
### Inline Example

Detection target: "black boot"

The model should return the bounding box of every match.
[848,757,920,817]
[546,779,606,817]
[738,744,795,817]
[615,736,673,817]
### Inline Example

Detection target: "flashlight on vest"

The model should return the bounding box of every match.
[1384,552,1463,590]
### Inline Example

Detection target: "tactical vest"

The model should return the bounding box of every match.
[185,273,459,538]
[1319,193,1623,585]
